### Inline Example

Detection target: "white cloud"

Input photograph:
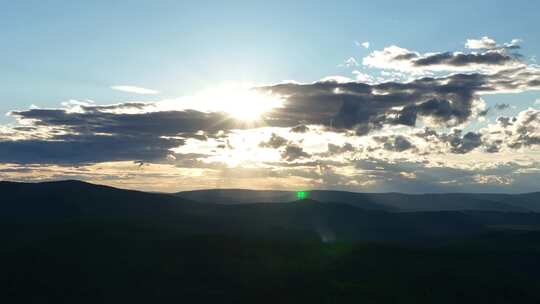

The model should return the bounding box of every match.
[111,85,160,95]
[535,99,540,105]
[318,75,354,83]
[465,36,497,49]
[352,71,375,83]
[340,57,359,67]
[355,41,370,49]
[504,38,523,49]
[362,45,425,74]
[465,37,522,50]
[362,44,520,74]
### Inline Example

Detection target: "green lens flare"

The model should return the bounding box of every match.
[296,191,307,199]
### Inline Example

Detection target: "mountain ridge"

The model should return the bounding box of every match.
[2,180,539,212]
[2,180,540,243]
[176,187,540,212]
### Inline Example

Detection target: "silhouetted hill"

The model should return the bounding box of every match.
[177,188,540,212]
[3,180,540,303]
[2,180,540,242]
[0,180,198,217]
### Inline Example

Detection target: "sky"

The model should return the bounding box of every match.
[1,0,540,193]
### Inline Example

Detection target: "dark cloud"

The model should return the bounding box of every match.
[496,116,515,128]
[393,53,419,61]
[9,108,245,137]
[327,143,355,154]
[0,135,183,164]
[396,98,471,127]
[445,131,483,154]
[262,73,482,133]
[317,143,357,157]
[373,135,414,152]
[290,124,310,133]
[366,40,521,73]
[390,136,414,152]
[479,103,511,116]
[261,66,540,136]
[494,103,510,111]
[485,140,504,153]
[281,145,310,161]
[412,51,515,67]
[259,133,288,149]
[0,106,254,164]
[413,128,483,154]
[80,102,149,112]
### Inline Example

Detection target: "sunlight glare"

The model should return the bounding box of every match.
[194,84,283,121]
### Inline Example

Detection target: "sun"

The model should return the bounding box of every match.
[193,84,284,121]
[224,90,273,121]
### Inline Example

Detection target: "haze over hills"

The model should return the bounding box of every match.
[177,188,540,212]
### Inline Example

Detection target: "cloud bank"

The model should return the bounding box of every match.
[1,36,540,192]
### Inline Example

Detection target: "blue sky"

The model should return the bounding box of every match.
[1,1,540,192]
[2,0,540,121]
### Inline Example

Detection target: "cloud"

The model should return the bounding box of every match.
[494,103,510,111]
[261,66,540,135]
[503,39,523,50]
[327,142,355,154]
[7,104,253,137]
[465,36,522,51]
[444,130,483,154]
[363,45,520,73]
[503,108,540,148]
[355,41,370,49]
[406,108,540,154]
[281,144,310,161]
[351,71,376,83]
[0,135,183,164]
[0,102,255,164]
[413,51,515,68]
[352,157,540,193]
[465,36,497,49]
[259,133,288,148]
[3,61,540,166]
[316,142,357,158]
[1,36,540,194]
[290,124,310,133]
[340,57,359,67]
[111,85,160,95]
[374,135,415,152]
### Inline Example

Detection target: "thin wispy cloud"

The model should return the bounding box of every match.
[355,41,370,49]
[111,85,160,95]
[339,57,359,67]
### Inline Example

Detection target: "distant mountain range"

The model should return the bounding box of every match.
[2,180,540,243]
[177,188,540,212]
